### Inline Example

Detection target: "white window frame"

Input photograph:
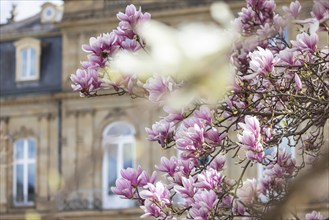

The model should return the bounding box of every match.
[14,38,41,82]
[13,138,36,206]
[102,122,136,209]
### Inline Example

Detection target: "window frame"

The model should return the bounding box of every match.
[14,38,41,82]
[12,138,37,207]
[102,122,136,209]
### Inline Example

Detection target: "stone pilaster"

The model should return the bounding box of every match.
[36,115,49,210]
[0,117,9,212]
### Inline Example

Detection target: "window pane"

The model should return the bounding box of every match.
[107,124,134,136]
[108,144,118,195]
[15,164,24,203]
[21,49,28,78]
[29,48,36,77]
[27,164,35,202]
[15,140,24,160]
[123,143,133,169]
[28,140,36,159]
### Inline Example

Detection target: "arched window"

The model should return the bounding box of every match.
[102,122,135,209]
[13,138,36,206]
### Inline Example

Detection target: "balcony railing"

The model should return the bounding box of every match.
[56,188,102,211]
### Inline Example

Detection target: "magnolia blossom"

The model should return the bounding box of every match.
[140,182,172,218]
[237,116,264,162]
[189,190,218,219]
[294,73,302,91]
[82,32,119,57]
[291,32,319,53]
[155,156,178,177]
[145,119,175,147]
[70,68,102,97]
[174,176,196,199]
[209,154,226,171]
[111,178,133,199]
[194,106,213,126]
[283,0,302,18]
[175,121,206,159]
[143,75,179,103]
[140,182,171,204]
[306,211,324,220]
[237,178,260,205]
[260,148,296,195]
[311,0,329,22]
[194,168,224,191]
[140,200,163,218]
[248,47,275,79]
[116,4,151,39]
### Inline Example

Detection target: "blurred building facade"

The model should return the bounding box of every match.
[0,0,327,219]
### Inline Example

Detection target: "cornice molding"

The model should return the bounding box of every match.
[0,31,61,42]
[59,6,211,29]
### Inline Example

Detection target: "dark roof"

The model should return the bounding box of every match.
[0,13,59,39]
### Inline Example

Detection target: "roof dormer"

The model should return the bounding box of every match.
[41,2,63,23]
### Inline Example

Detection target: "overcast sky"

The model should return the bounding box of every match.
[0,0,63,24]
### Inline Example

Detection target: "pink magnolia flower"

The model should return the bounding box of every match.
[238,115,261,138]
[275,148,296,175]
[237,178,260,205]
[294,73,302,91]
[120,166,143,186]
[205,127,224,145]
[192,190,218,211]
[140,199,163,218]
[116,4,151,39]
[155,156,178,176]
[238,116,264,162]
[140,182,171,205]
[189,206,209,220]
[177,158,195,176]
[194,106,213,125]
[138,170,157,187]
[306,211,324,220]
[210,154,226,171]
[82,32,119,57]
[175,123,207,159]
[222,195,233,208]
[70,68,102,97]
[311,0,329,22]
[194,168,224,190]
[145,119,175,147]
[174,176,196,198]
[247,47,274,79]
[143,75,178,103]
[111,178,133,199]
[283,0,302,18]
[119,38,141,51]
[81,54,107,69]
[291,32,319,53]
[232,199,246,216]
[276,48,301,66]
[163,106,184,123]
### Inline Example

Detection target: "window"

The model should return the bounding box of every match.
[102,122,136,209]
[13,139,36,206]
[15,38,41,81]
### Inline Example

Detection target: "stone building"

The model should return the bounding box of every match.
[0,0,327,219]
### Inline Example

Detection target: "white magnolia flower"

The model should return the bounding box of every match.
[112,3,237,108]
